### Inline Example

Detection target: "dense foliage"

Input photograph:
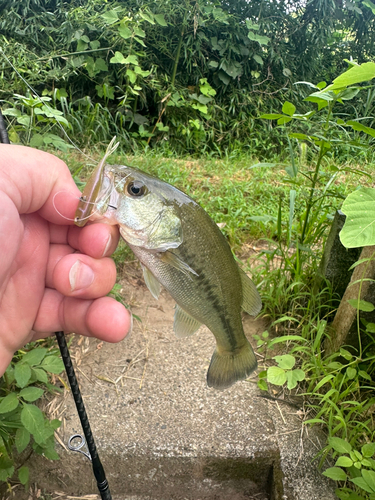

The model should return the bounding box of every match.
[1,0,375,155]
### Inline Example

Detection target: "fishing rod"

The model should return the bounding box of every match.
[0,108,112,500]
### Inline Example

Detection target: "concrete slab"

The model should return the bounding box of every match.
[27,284,336,500]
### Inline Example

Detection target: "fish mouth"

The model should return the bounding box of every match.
[75,169,119,226]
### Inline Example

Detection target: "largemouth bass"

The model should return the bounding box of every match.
[75,159,262,390]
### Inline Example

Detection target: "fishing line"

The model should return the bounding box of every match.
[52,192,102,223]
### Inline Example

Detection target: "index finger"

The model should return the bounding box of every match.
[0,144,81,224]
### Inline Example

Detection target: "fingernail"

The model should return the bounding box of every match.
[102,234,112,257]
[69,260,95,291]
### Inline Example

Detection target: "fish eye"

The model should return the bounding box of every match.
[127,180,147,197]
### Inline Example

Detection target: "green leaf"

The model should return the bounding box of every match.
[14,363,32,388]
[32,368,48,383]
[134,36,146,47]
[363,0,375,15]
[21,404,46,444]
[346,121,375,138]
[41,356,64,374]
[351,477,374,493]
[329,437,352,454]
[110,51,126,64]
[0,466,14,482]
[134,27,145,38]
[359,370,372,381]
[18,466,29,485]
[118,25,132,39]
[328,361,344,370]
[22,348,47,366]
[338,87,361,101]
[15,427,31,453]
[30,134,44,148]
[259,113,283,120]
[340,188,375,248]
[335,456,354,467]
[154,14,167,26]
[323,467,347,481]
[363,470,375,492]
[19,387,44,402]
[0,393,19,414]
[94,58,108,73]
[362,459,374,467]
[218,71,231,85]
[267,366,287,386]
[347,300,375,312]
[362,443,375,458]
[139,11,155,24]
[17,115,31,127]
[286,369,305,390]
[101,10,118,24]
[277,116,292,125]
[247,31,270,45]
[221,60,242,79]
[289,132,310,140]
[42,445,60,460]
[352,450,363,461]
[257,379,268,391]
[327,62,375,91]
[273,354,295,370]
[126,69,137,83]
[90,40,100,50]
[253,55,263,65]
[124,55,139,65]
[282,101,296,117]
[76,39,88,52]
[50,419,61,430]
[346,367,357,380]
[2,107,21,117]
[339,348,353,360]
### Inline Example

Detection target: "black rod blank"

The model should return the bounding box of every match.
[55,332,112,500]
[0,109,10,144]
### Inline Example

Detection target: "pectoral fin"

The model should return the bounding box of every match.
[174,305,202,338]
[141,264,161,300]
[240,269,262,316]
[159,251,199,278]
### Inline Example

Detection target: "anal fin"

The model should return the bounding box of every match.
[240,269,262,316]
[174,305,201,338]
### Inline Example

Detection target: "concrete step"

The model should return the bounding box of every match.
[28,287,335,500]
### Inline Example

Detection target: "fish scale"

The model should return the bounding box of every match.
[75,162,262,390]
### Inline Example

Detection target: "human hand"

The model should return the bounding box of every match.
[0,145,131,376]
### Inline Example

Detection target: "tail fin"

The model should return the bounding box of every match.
[206,341,257,390]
